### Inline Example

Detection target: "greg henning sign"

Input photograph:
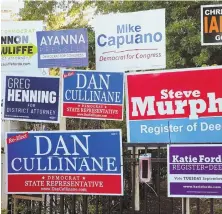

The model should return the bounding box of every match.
[4,76,60,123]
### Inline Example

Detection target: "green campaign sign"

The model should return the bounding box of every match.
[1,21,42,71]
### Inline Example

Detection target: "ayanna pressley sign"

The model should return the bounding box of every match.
[37,29,88,68]
[3,76,60,123]
[168,144,222,198]
[126,66,222,143]
[6,130,123,195]
[62,70,124,120]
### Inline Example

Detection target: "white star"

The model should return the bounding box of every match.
[82,177,85,180]
[42,176,45,179]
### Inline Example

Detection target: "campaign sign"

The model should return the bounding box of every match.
[1,21,43,72]
[3,76,60,123]
[62,70,124,120]
[95,9,166,71]
[37,29,88,68]
[201,5,222,45]
[168,144,222,198]
[126,67,222,143]
[6,130,123,195]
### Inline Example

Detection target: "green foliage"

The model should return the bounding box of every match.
[1,209,7,214]
[215,208,222,214]
[19,1,57,22]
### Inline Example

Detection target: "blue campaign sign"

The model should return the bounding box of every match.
[129,117,222,143]
[62,70,124,120]
[7,130,122,174]
[4,76,60,123]
[6,130,123,195]
[37,29,88,68]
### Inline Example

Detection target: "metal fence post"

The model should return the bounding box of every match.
[59,72,66,214]
[210,199,214,214]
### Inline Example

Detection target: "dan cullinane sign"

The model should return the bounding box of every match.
[6,130,123,195]
[62,70,124,120]
[95,9,166,71]
[126,66,222,143]
[3,76,60,123]
[168,144,222,198]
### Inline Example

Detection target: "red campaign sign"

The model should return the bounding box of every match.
[126,67,222,121]
[7,132,29,144]
[8,174,122,195]
[63,71,75,78]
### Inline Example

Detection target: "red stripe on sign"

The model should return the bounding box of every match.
[63,71,75,78]
[7,132,29,144]
[8,174,122,195]
[63,103,123,119]
[127,68,222,120]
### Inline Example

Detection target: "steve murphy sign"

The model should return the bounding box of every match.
[95,9,166,71]
[63,70,124,120]
[126,67,222,143]
[6,130,123,195]
[201,5,222,45]
[168,144,222,198]
[3,76,60,123]
[37,29,88,68]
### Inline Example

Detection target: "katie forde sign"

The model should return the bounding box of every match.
[126,67,222,143]
[95,9,166,71]
[6,130,123,195]
[168,144,222,198]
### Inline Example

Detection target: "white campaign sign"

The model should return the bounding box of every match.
[95,9,166,71]
[1,21,43,72]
